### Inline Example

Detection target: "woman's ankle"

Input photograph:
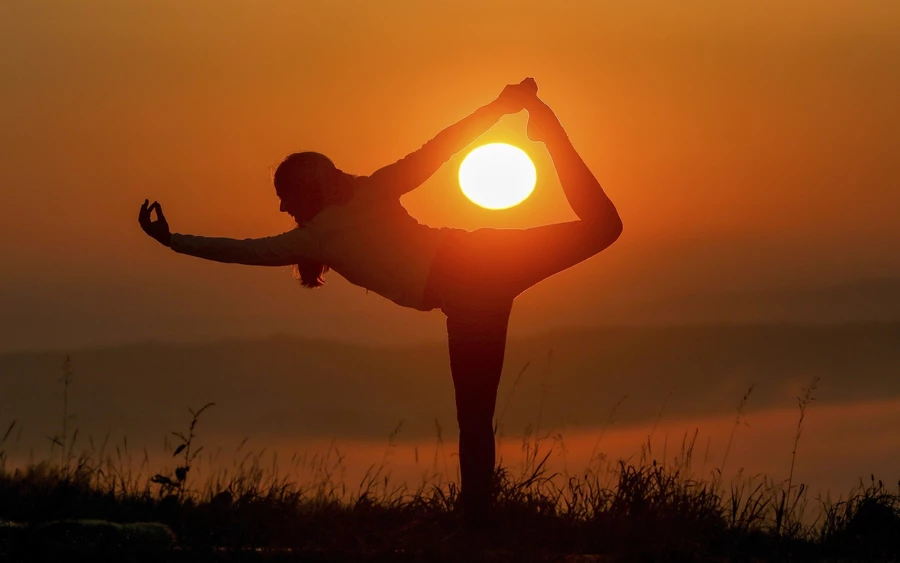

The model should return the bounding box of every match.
[526,101,565,144]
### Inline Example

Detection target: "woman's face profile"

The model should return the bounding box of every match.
[277,188,302,219]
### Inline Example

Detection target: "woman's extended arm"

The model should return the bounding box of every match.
[364,78,538,198]
[168,231,316,266]
[139,200,317,266]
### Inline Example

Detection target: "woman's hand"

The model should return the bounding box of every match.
[495,77,539,115]
[139,199,171,247]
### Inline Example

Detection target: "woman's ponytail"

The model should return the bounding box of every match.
[274,152,354,289]
[293,261,329,288]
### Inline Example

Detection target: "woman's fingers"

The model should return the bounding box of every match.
[139,199,151,228]
[518,77,538,95]
[139,199,168,234]
[139,199,171,246]
[499,78,538,110]
[497,83,531,114]
[149,201,166,222]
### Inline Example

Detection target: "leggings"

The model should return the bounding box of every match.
[422,129,622,527]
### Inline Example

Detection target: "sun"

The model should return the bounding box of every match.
[459,143,536,209]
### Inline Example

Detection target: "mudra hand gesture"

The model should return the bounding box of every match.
[139,199,171,247]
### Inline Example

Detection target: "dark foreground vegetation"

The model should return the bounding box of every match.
[1,370,899,561]
[2,441,899,560]
[1,456,899,562]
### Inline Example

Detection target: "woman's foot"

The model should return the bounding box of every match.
[525,96,564,144]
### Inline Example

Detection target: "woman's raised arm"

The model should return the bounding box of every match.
[363,78,538,199]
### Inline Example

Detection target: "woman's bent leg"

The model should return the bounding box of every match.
[451,100,624,298]
[528,98,621,227]
[465,219,619,299]
[443,300,513,529]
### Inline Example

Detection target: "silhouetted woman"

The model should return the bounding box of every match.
[139,78,622,529]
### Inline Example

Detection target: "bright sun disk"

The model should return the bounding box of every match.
[459,143,536,209]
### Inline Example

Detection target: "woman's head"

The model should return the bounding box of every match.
[274,152,354,288]
[275,152,344,223]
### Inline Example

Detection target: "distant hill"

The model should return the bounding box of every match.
[629,278,900,325]
[2,278,900,353]
[2,323,899,453]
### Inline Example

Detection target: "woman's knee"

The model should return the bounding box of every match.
[585,214,623,253]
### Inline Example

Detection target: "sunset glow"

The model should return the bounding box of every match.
[3,3,900,558]
[458,143,536,209]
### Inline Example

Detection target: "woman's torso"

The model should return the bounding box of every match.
[307,186,459,311]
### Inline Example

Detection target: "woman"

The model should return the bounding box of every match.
[139,78,622,528]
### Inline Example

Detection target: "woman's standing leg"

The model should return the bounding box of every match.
[443,299,513,530]
[425,92,624,531]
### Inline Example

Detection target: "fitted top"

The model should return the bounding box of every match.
[167,104,504,311]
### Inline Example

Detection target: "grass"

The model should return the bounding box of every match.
[1,360,899,561]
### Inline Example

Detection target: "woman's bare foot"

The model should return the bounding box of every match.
[525,96,564,144]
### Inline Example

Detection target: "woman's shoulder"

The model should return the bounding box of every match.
[346,179,402,214]
[308,195,377,229]
[350,175,384,200]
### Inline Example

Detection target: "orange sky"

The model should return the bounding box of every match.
[1,1,899,350]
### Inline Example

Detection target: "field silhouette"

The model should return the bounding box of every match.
[2,327,900,560]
